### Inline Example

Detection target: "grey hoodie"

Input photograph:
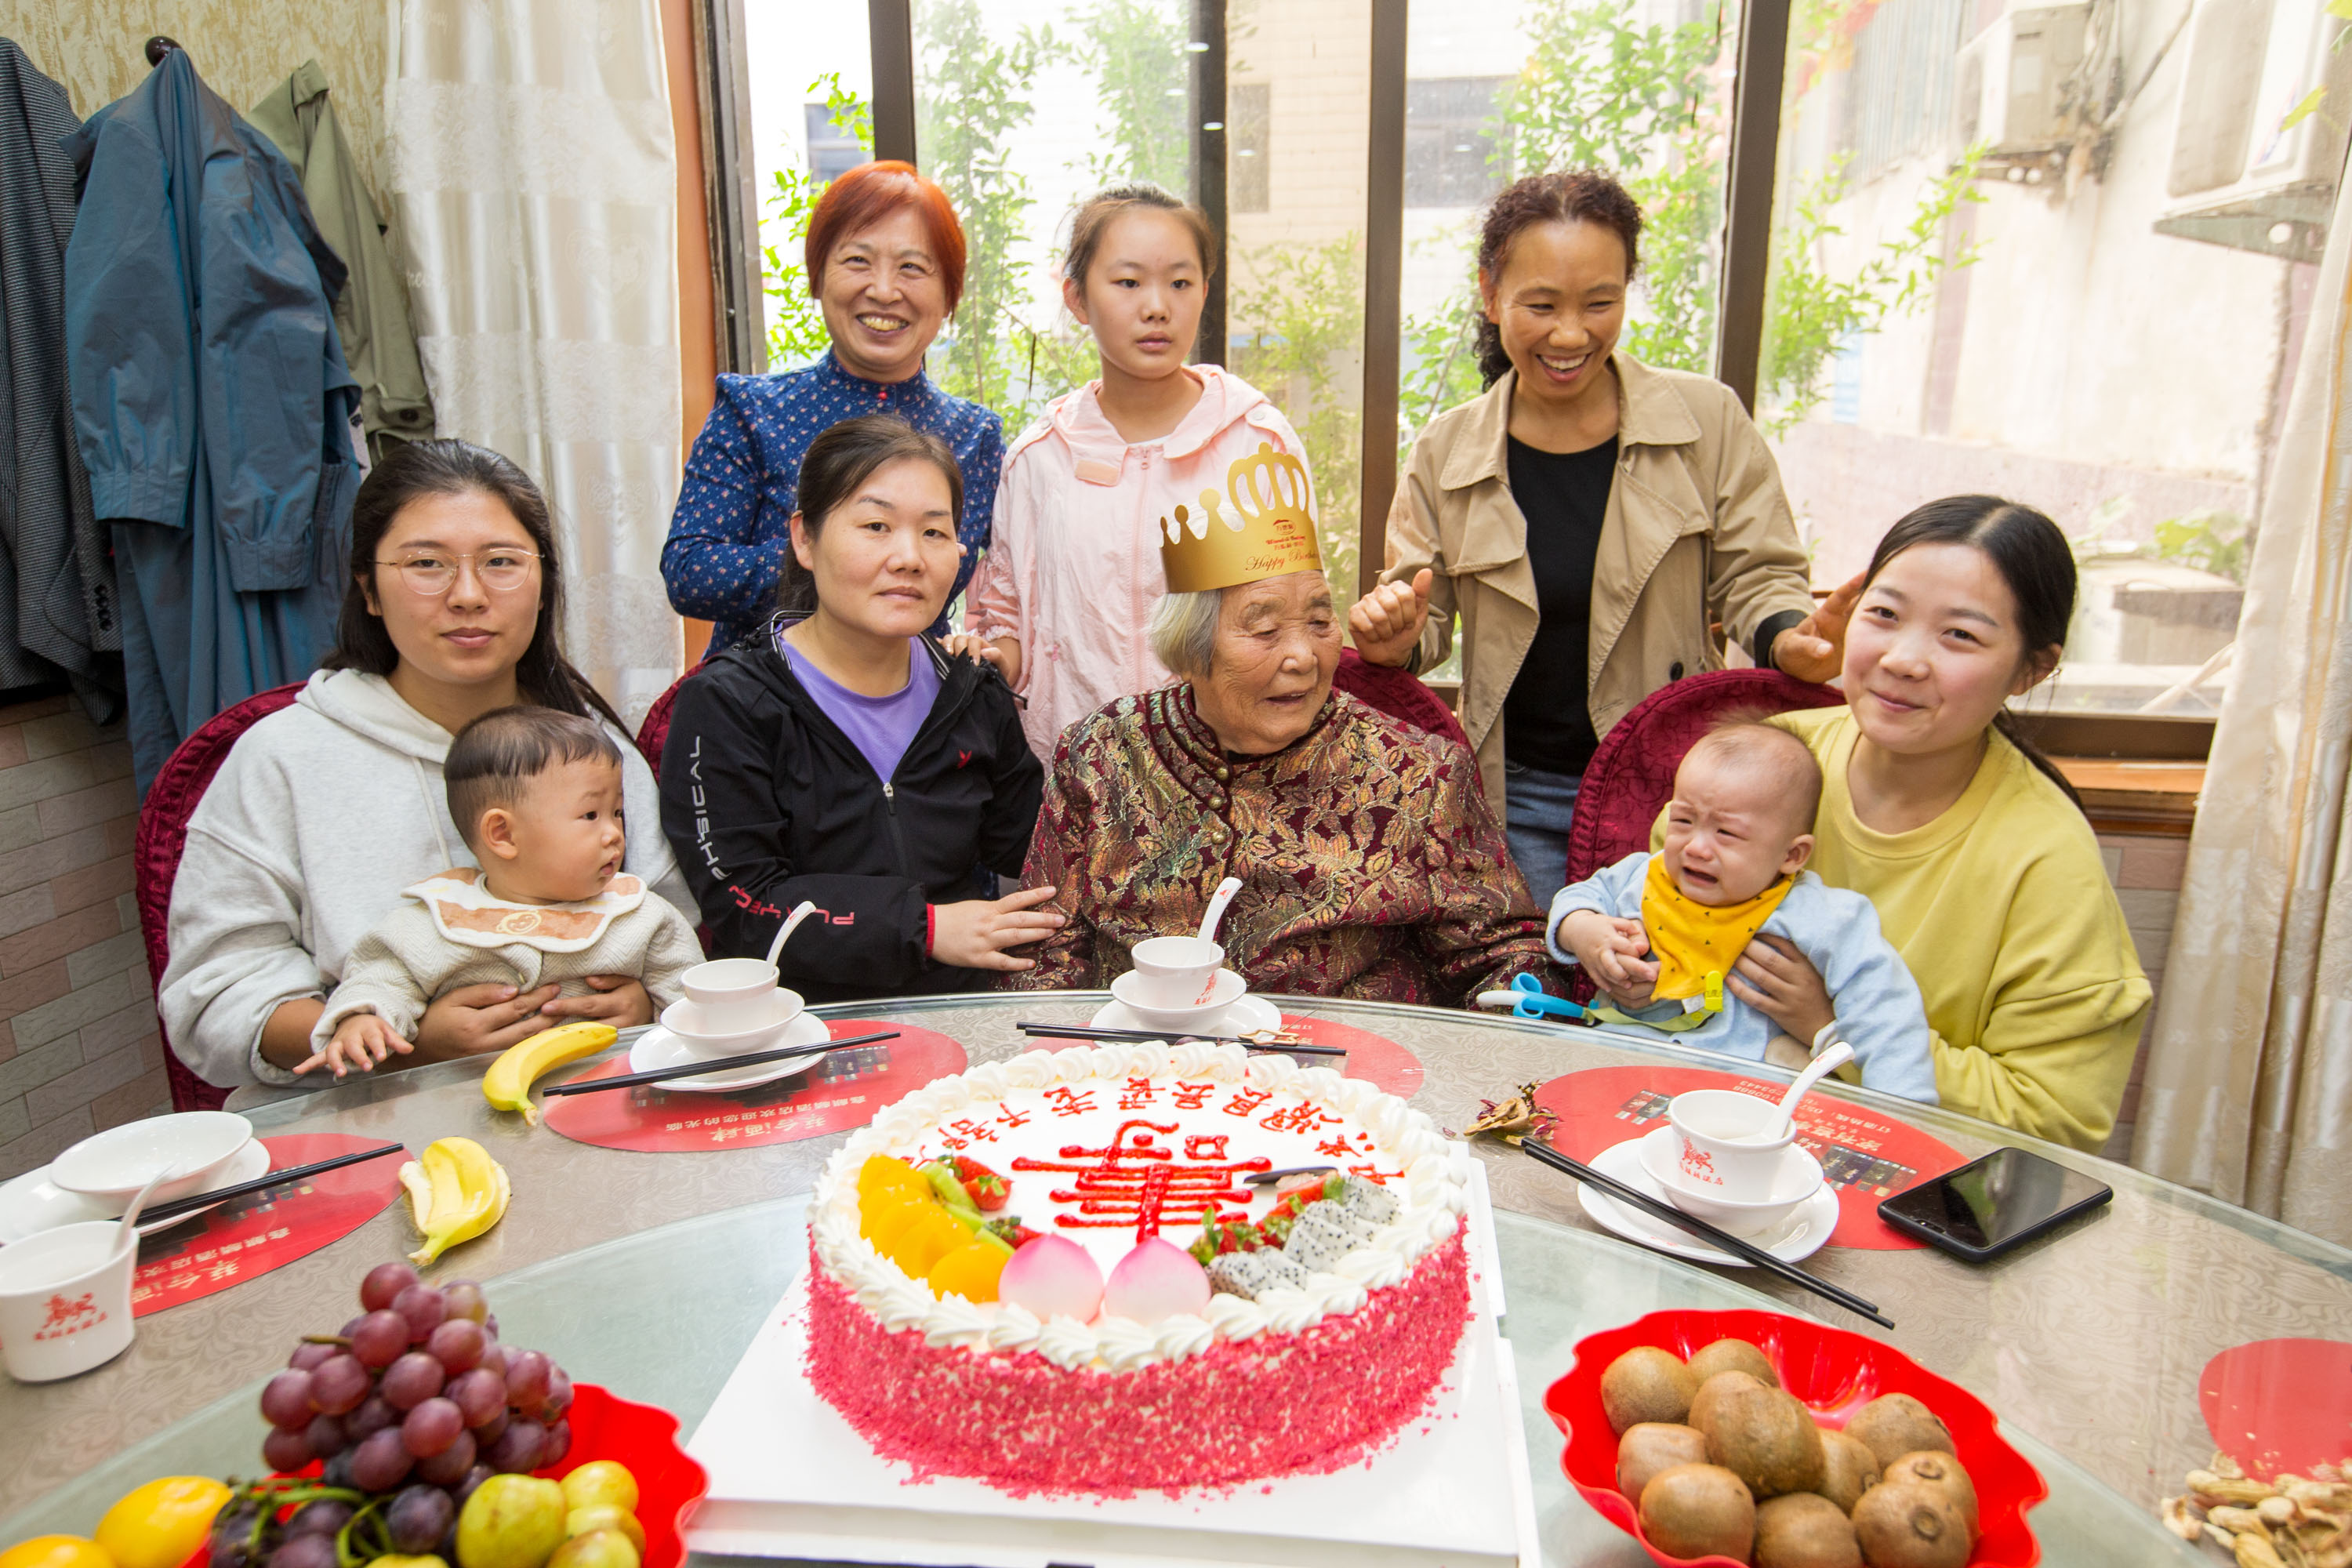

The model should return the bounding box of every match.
[158,670,690,1088]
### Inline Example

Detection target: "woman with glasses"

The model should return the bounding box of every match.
[159,441,691,1090]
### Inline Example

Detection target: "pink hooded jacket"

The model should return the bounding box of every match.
[966,365,1314,760]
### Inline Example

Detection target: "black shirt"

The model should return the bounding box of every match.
[1501,434,1618,775]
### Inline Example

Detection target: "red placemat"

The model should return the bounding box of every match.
[1533,1065,1964,1250]
[2201,1338,2352,1479]
[542,1020,967,1152]
[132,1133,408,1316]
[1276,1013,1423,1098]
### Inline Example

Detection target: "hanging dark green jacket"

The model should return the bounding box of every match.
[248,60,435,448]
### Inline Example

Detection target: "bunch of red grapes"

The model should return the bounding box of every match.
[254,1261,575,1497]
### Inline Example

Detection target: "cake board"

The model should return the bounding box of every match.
[684,1161,1537,1568]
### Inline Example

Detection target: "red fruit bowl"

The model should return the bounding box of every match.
[1544,1309,2046,1568]
[544,1384,709,1568]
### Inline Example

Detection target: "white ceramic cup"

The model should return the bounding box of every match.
[1665,1088,1797,1198]
[680,956,791,1036]
[1644,1133,1823,1238]
[0,1220,136,1381]
[1129,936,1225,1010]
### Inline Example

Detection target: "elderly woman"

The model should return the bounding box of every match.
[1008,448,1556,1005]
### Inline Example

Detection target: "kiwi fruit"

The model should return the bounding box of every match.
[1702,1380,1827,1498]
[1882,1450,1977,1538]
[1845,1394,1955,1468]
[1688,1336,1781,1388]
[1815,1427,1882,1513]
[1689,1369,1766,1439]
[1617,1422,1709,1507]
[1638,1462,1757,1563]
[1852,1479,1970,1568]
[1755,1491,1863,1568]
[1601,1346,1700,1434]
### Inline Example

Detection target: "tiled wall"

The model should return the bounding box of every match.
[2097,832,2184,1162]
[0,692,166,1178]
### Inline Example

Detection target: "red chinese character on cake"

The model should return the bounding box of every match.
[1346,1164,1406,1184]
[995,1103,1032,1129]
[1012,1120,1271,1243]
[1316,1135,1359,1159]
[1043,1086,1098,1117]
[1221,1087,1273,1118]
[1258,1102,1338,1134]
[1171,1080,1215,1109]
[1118,1077,1159,1110]
[939,1133,967,1150]
[949,1118,997,1144]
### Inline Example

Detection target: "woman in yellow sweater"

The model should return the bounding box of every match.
[1726,496,2151,1151]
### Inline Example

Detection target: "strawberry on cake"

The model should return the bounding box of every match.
[803,1040,1472,1495]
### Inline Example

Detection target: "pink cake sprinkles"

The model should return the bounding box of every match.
[804,1225,1472,1497]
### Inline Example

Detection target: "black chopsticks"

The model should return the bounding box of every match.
[539,1029,899,1097]
[1014,1022,1345,1055]
[1523,1138,1893,1329]
[140,1142,408,1225]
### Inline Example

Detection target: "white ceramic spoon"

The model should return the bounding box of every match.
[1196,877,1244,943]
[109,1166,178,1260]
[1769,1040,1857,1139]
[764,900,819,971]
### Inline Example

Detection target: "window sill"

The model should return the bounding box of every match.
[2049,757,2203,836]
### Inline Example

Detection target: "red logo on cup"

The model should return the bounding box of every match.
[1679,1145,1721,1187]
[35,1292,102,1341]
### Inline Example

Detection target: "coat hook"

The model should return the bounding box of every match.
[144,36,182,66]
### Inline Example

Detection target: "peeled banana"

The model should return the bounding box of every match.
[398,1136,510,1265]
[481,1020,618,1124]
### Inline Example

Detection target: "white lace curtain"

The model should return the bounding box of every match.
[385,0,683,725]
[2130,163,2352,1249]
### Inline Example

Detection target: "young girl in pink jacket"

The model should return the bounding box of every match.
[956,184,1315,760]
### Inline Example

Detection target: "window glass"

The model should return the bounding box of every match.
[742,1,875,372]
[1762,0,2349,713]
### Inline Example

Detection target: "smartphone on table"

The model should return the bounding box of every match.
[1877,1146,2113,1262]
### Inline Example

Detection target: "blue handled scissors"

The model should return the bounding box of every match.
[1474,972,1591,1022]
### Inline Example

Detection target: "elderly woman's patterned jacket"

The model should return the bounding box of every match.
[1007,684,1559,1006]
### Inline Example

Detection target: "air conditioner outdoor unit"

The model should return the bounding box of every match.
[1955,2,2094,174]
[2157,0,2352,262]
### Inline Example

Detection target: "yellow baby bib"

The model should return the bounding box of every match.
[1640,855,1795,1006]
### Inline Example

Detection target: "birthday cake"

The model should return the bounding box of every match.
[804,1040,1472,1495]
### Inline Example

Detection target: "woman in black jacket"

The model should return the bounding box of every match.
[659,416,1055,1000]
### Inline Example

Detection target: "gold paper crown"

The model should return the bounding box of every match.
[1157,442,1326,593]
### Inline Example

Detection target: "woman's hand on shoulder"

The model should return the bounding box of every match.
[939,633,1022,687]
[540,975,656,1029]
[1347,569,1432,669]
[1770,572,1863,684]
[411,982,564,1062]
[931,884,1065,971]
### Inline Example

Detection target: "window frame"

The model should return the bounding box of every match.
[692,0,2211,764]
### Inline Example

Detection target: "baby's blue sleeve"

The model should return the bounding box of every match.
[1802,890,1939,1105]
[1547,852,1651,965]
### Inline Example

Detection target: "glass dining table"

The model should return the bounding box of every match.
[5,993,2345,1566]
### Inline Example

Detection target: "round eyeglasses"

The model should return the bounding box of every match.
[374,550,542,595]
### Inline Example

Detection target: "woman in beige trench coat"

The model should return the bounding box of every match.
[1351,171,1856,906]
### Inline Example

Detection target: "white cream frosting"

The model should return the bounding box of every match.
[811,1041,1467,1374]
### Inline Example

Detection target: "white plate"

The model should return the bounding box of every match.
[627,1012,833,1093]
[0,1138,273,1244]
[50,1110,252,1203]
[1091,983,1282,1038]
[1577,1133,1837,1267]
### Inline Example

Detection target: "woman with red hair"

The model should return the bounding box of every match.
[662,162,1002,652]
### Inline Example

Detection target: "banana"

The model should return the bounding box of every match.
[401,1136,510,1265]
[481,1020,618,1124]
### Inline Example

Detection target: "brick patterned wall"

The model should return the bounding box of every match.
[0,693,167,1178]
[2098,832,2183,1163]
